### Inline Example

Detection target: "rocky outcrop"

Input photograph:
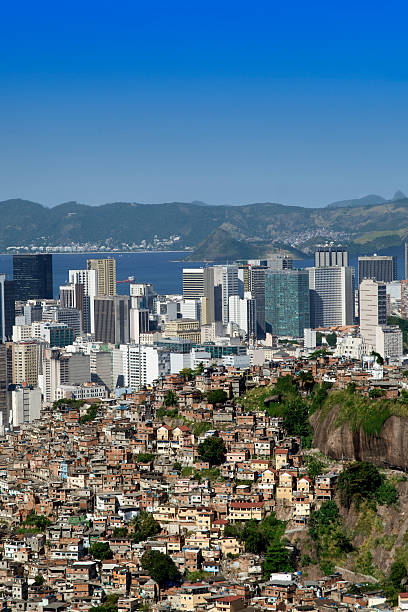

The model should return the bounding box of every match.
[311,405,408,470]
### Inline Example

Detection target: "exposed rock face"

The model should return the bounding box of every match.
[311,406,408,470]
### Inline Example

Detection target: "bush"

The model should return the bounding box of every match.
[132,511,160,543]
[389,559,408,589]
[140,550,180,586]
[207,389,228,405]
[338,462,382,508]
[375,480,398,506]
[197,436,226,466]
[89,541,113,560]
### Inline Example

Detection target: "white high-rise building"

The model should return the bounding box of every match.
[308,266,354,328]
[228,292,256,337]
[69,269,97,333]
[10,386,41,427]
[375,325,403,362]
[129,308,149,343]
[214,265,239,325]
[181,299,201,322]
[359,279,387,350]
[120,345,170,390]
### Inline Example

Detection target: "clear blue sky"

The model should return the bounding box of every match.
[1,0,408,207]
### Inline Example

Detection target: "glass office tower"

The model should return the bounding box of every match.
[265,270,310,337]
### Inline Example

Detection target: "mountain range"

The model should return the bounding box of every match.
[2,194,408,259]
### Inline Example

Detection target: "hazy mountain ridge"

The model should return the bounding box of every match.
[1,196,408,254]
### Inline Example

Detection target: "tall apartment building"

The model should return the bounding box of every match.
[308,266,354,328]
[314,247,349,268]
[265,270,310,337]
[0,343,9,428]
[0,274,15,342]
[41,348,90,404]
[42,306,82,338]
[87,258,116,296]
[182,268,215,324]
[69,269,97,333]
[10,385,41,427]
[359,279,387,350]
[120,344,170,389]
[12,341,39,387]
[94,295,130,345]
[129,308,149,343]
[228,293,256,338]
[375,325,403,361]
[13,254,53,302]
[213,265,239,325]
[60,282,85,329]
[358,255,397,284]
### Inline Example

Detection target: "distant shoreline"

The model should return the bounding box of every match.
[0,249,191,256]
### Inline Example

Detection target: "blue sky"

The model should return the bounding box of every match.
[1,0,408,207]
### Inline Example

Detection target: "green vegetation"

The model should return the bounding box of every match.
[305,455,327,479]
[338,462,397,509]
[90,594,119,612]
[140,550,180,586]
[192,421,212,437]
[89,541,113,560]
[262,541,294,578]
[135,453,155,463]
[207,389,228,405]
[326,332,337,348]
[80,405,99,424]
[156,406,178,419]
[22,512,51,533]
[317,389,408,436]
[52,398,85,410]
[164,390,178,407]
[112,527,128,538]
[309,501,352,573]
[224,512,286,553]
[34,574,45,586]
[132,511,160,543]
[185,570,211,581]
[197,436,226,466]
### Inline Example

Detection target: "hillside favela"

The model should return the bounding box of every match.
[4,0,408,610]
[0,243,408,611]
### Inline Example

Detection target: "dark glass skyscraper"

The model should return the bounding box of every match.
[358,255,397,285]
[13,254,53,301]
[265,270,310,337]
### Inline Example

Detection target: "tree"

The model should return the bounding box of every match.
[326,332,337,348]
[132,511,160,542]
[80,405,98,424]
[262,541,293,578]
[337,462,382,508]
[173,461,182,472]
[34,574,45,586]
[164,390,178,407]
[207,389,228,405]
[305,455,326,480]
[140,550,180,586]
[389,560,408,589]
[112,527,128,538]
[194,361,204,376]
[197,436,226,466]
[371,351,384,366]
[89,541,113,560]
[24,512,51,532]
[180,368,194,381]
[90,594,120,612]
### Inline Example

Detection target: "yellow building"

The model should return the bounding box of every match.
[87,258,116,296]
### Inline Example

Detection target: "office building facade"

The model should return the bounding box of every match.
[358,255,397,284]
[265,270,310,337]
[308,266,354,328]
[0,274,15,342]
[314,247,349,268]
[13,254,53,301]
[94,295,130,345]
[359,279,387,350]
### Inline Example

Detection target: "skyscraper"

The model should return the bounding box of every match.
[0,274,15,342]
[314,247,349,268]
[248,266,266,338]
[265,270,310,337]
[359,279,387,349]
[0,343,9,429]
[87,258,116,296]
[308,266,354,328]
[358,255,397,284]
[13,254,53,301]
[94,295,130,344]
[182,268,215,324]
[405,242,408,280]
[69,269,97,333]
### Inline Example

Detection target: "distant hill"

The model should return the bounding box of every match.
[2,194,408,255]
[326,194,387,209]
[185,228,261,261]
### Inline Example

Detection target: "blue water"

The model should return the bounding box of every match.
[0,252,206,298]
[0,245,405,298]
